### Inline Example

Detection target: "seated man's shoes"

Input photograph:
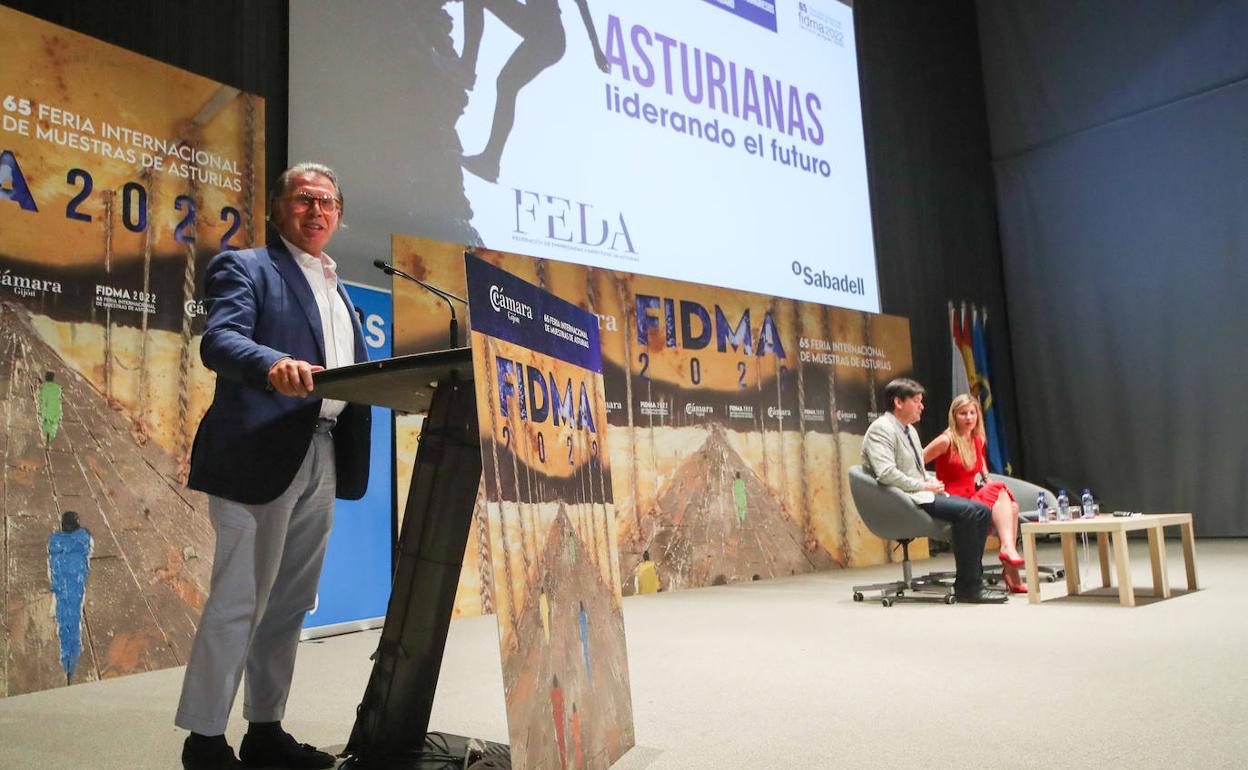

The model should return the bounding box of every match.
[955,588,1009,604]
[239,728,335,769]
[183,736,245,770]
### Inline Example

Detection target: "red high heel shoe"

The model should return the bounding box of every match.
[1001,562,1029,593]
[999,551,1025,567]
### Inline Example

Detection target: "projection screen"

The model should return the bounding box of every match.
[289,0,878,312]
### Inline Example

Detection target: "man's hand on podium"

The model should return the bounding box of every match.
[268,357,324,397]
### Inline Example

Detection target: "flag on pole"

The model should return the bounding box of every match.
[971,307,1006,474]
[949,302,970,398]
[983,310,1012,474]
[955,302,979,398]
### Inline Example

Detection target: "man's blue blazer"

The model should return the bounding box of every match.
[187,236,371,505]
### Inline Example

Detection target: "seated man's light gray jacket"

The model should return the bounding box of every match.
[861,411,936,505]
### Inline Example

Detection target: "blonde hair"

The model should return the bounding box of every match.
[946,393,985,469]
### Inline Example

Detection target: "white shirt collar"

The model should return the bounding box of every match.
[280,236,338,278]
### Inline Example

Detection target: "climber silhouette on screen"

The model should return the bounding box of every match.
[459,0,609,183]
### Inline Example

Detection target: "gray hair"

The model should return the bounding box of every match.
[268,161,344,217]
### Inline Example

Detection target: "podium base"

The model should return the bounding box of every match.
[339,731,510,769]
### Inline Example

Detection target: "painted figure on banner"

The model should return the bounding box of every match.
[924,394,1025,593]
[733,470,747,525]
[578,599,592,683]
[540,574,552,643]
[571,703,583,770]
[38,371,63,442]
[861,378,1003,604]
[47,511,92,684]
[633,550,659,594]
[175,162,371,770]
[551,674,568,770]
[460,0,610,182]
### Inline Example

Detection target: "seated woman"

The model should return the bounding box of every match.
[923,394,1026,593]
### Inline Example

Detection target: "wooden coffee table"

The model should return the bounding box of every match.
[1021,513,1197,607]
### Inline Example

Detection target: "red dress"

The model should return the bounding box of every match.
[934,434,1014,508]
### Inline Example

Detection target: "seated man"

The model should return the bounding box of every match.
[861,378,1005,603]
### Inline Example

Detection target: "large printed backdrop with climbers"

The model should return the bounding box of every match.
[0,7,264,697]
[391,235,916,620]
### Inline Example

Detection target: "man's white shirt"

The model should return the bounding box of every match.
[281,236,355,419]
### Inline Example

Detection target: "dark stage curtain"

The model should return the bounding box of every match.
[978,0,1248,535]
[854,1,1020,456]
[2,0,289,193]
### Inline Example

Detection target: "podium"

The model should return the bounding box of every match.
[313,347,506,767]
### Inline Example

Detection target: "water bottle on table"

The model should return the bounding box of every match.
[1081,488,1095,519]
[1036,491,1049,523]
[1057,489,1070,521]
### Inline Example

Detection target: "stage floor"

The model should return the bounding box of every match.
[2,539,1246,769]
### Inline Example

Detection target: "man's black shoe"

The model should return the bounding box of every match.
[955,589,1009,604]
[239,728,335,769]
[183,736,245,770]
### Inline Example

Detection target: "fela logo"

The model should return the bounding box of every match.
[513,188,636,253]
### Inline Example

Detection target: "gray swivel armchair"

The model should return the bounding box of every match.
[847,465,956,607]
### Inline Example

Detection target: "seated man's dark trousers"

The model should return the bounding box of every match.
[920,496,992,596]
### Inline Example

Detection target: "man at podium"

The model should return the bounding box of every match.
[175,162,371,770]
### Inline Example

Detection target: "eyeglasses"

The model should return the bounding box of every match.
[286,192,341,213]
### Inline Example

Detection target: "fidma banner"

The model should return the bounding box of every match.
[0,6,264,697]
[390,235,914,622]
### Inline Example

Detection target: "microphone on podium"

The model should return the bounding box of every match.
[373,259,467,349]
